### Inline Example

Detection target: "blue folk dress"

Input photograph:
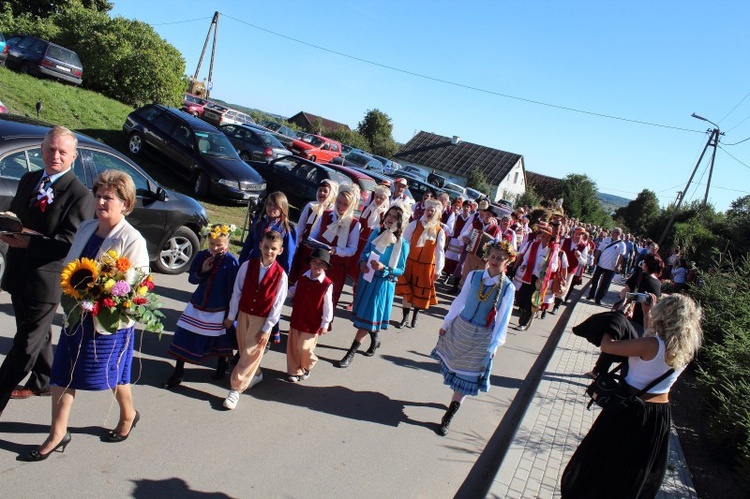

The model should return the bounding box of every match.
[431,270,515,396]
[351,229,409,331]
[51,233,136,390]
[166,249,239,363]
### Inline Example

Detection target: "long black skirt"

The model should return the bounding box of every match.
[560,401,671,499]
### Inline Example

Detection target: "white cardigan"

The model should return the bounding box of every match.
[64,217,150,333]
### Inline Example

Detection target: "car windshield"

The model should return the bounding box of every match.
[194,131,241,159]
[258,132,283,148]
[47,45,81,66]
[302,136,325,147]
[185,94,207,105]
[359,178,377,193]
[347,153,370,167]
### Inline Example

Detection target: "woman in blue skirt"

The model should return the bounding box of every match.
[336,202,410,368]
[431,240,516,436]
[26,171,149,461]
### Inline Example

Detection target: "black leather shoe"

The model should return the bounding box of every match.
[162,372,184,389]
[104,411,140,442]
[24,432,71,461]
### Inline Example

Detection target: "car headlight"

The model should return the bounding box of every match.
[218,178,240,189]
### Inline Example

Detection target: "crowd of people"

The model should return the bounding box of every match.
[0,126,704,498]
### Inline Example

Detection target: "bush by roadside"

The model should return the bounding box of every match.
[690,255,750,482]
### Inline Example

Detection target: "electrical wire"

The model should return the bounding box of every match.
[150,17,212,26]
[719,146,750,171]
[724,112,750,134]
[723,134,750,146]
[220,13,704,134]
[718,88,750,124]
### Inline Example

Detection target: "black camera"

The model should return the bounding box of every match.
[626,292,653,306]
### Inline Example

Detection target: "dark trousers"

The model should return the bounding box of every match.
[0,296,57,412]
[587,266,615,302]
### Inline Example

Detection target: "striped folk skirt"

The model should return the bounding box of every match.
[431,315,493,396]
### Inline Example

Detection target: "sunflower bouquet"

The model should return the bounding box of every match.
[60,250,164,335]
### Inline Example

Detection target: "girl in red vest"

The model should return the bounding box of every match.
[307,183,361,309]
[290,179,339,284]
[222,231,288,410]
[286,248,334,382]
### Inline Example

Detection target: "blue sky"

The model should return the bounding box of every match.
[111,0,750,212]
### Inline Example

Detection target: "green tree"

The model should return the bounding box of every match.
[516,185,541,208]
[557,174,610,224]
[324,128,370,152]
[53,7,186,106]
[466,169,491,197]
[614,189,660,236]
[722,195,750,258]
[357,109,398,157]
[5,0,111,17]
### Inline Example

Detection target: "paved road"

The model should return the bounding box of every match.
[0,273,695,498]
[0,272,558,498]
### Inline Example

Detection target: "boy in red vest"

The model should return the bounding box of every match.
[222,230,288,410]
[286,248,334,382]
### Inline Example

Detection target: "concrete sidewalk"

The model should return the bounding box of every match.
[490,280,697,498]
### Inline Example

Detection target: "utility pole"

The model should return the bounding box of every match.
[657,114,721,246]
[190,11,219,99]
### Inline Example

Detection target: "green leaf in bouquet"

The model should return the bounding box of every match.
[96,307,121,334]
[61,295,81,328]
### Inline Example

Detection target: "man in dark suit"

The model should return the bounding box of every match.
[0,126,95,416]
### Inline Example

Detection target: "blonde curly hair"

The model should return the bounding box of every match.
[650,294,703,369]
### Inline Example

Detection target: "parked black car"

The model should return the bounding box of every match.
[246,156,349,211]
[0,114,208,278]
[123,104,266,205]
[5,35,83,86]
[330,151,383,171]
[219,124,291,163]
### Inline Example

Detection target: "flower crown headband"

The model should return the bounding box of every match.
[202,224,237,239]
[482,239,517,262]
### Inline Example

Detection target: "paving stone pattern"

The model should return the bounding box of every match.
[491,284,697,498]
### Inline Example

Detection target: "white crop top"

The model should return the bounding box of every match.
[625,335,684,394]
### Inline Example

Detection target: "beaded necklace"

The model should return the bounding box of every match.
[477,274,501,302]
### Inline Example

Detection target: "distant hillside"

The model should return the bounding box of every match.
[597,192,631,213]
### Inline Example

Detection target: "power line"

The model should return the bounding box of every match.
[723,134,750,146]
[151,16,212,26]
[719,145,750,171]
[718,88,750,124]
[220,13,704,134]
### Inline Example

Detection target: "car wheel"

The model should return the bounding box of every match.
[19,62,29,74]
[153,226,200,275]
[240,151,252,162]
[193,171,210,198]
[128,133,144,155]
[308,155,316,162]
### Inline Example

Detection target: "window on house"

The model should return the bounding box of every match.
[514,172,519,183]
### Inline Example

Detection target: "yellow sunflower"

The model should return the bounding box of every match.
[61,258,100,300]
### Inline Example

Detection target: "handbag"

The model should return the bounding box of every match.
[585,363,674,415]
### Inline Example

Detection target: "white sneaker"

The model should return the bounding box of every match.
[223,390,240,410]
[300,370,310,381]
[248,371,264,389]
[287,375,300,383]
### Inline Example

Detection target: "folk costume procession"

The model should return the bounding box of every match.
[0,131,704,499]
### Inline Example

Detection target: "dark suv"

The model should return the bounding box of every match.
[123,104,266,205]
[0,115,208,278]
[6,35,83,86]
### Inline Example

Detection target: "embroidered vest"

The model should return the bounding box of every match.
[290,274,333,333]
[238,259,284,317]
[459,272,506,327]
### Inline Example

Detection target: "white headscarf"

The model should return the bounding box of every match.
[416,199,443,248]
[305,179,339,227]
[371,200,411,268]
[321,183,360,248]
[361,185,390,229]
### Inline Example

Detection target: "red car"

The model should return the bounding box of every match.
[291,134,342,163]
[323,162,377,213]
[182,93,208,117]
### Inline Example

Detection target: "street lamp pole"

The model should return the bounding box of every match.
[691,113,722,208]
[657,113,720,246]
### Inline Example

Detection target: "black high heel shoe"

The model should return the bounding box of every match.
[24,432,71,461]
[104,411,140,443]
